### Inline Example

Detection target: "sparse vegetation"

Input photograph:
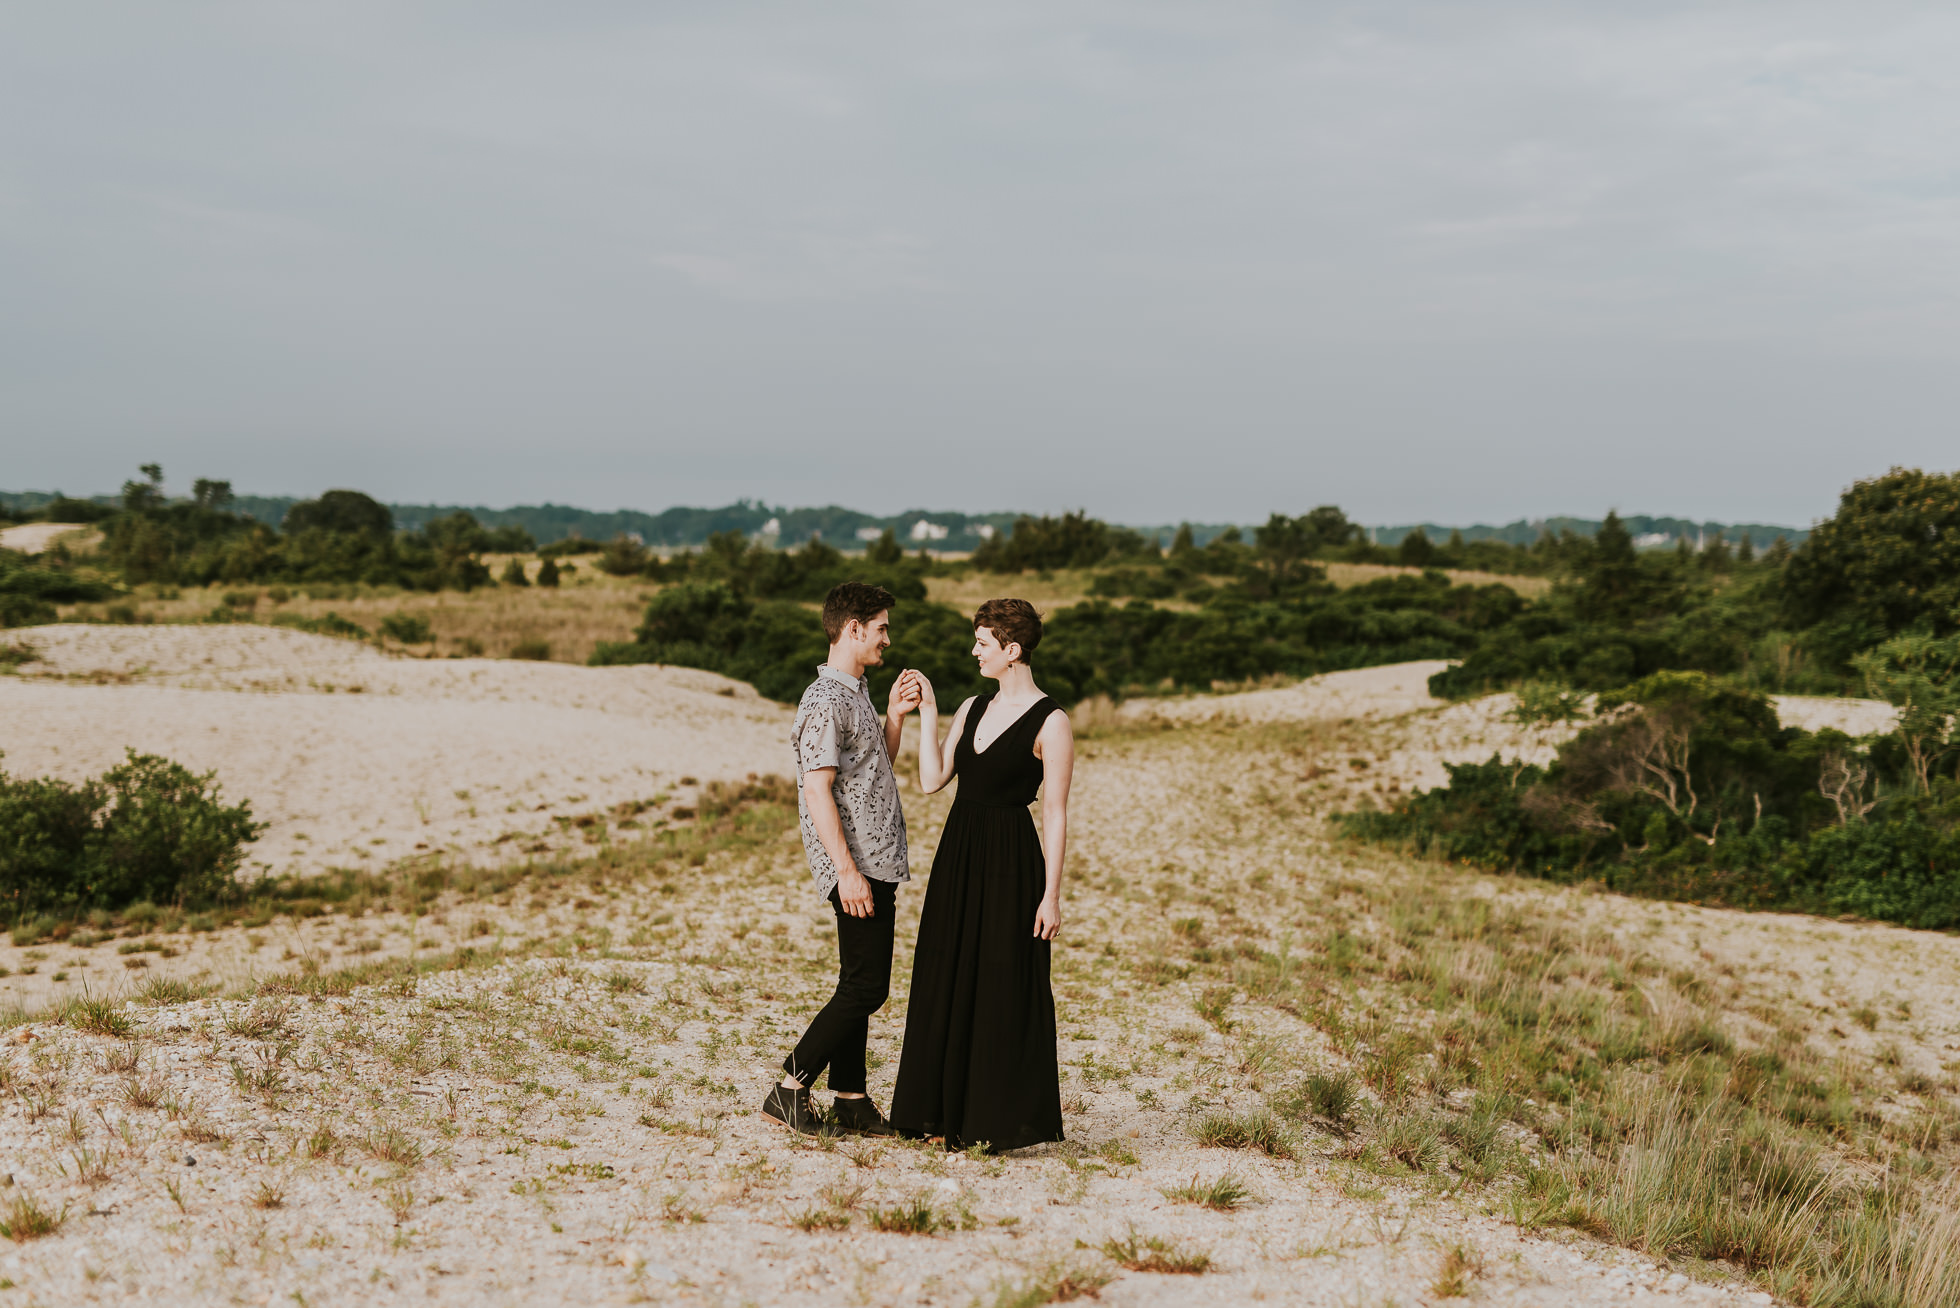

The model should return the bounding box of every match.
[1161,1172,1254,1212]
[1097,1227,1212,1273]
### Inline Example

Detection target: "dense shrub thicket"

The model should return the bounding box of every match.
[1340,666,1960,928]
[972,510,1158,573]
[589,468,1960,715]
[0,549,115,627]
[594,570,1527,707]
[592,583,991,706]
[0,751,265,920]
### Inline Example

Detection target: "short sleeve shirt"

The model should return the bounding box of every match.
[792,664,910,899]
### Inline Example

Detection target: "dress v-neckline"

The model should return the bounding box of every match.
[970,695,1049,756]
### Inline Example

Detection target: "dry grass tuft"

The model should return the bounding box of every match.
[0,1193,65,1242]
[1430,1243,1485,1297]
[1098,1226,1213,1274]
[980,1260,1116,1306]
[1161,1172,1255,1212]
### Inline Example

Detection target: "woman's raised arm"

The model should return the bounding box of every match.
[914,677,972,795]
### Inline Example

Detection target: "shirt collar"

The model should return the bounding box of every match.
[816,663,869,695]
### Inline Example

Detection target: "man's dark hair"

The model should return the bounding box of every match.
[822,582,896,643]
[973,597,1042,661]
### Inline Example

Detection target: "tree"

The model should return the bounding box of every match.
[1785,467,1960,638]
[1851,633,1960,794]
[1301,505,1358,551]
[599,534,650,576]
[191,479,234,511]
[1397,528,1438,568]
[1502,681,1590,788]
[284,489,393,537]
[536,556,561,588]
[121,464,165,513]
[1253,514,1317,590]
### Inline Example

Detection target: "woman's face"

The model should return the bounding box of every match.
[971,625,1020,680]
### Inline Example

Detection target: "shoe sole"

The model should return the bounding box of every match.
[762,1103,824,1135]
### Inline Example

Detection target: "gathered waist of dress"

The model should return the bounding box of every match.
[952,797,1040,811]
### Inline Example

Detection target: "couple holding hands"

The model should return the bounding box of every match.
[761,583,1074,1152]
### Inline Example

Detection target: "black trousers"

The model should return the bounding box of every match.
[784,878,897,1095]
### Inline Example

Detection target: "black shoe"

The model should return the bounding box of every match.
[828,1096,895,1137]
[761,1084,824,1135]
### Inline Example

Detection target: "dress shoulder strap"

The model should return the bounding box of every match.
[1016,696,1058,744]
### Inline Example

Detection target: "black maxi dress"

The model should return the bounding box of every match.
[891,692,1065,1152]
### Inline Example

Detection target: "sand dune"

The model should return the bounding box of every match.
[1,633,1897,882]
[0,522,97,554]
[0,625,794,879]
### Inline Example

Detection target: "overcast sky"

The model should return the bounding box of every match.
[4,3,1959,526]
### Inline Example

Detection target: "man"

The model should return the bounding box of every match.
[762,581,919,1135]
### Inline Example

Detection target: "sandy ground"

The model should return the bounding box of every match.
[0,625,794,880]
[0,523,98,554]
[0,631,1931,1306]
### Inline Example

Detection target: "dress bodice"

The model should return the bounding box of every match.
[952,693,1055,808]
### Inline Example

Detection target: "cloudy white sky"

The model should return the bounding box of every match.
[4,2,1958,525]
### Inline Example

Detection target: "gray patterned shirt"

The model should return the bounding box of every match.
[792,664,910,900]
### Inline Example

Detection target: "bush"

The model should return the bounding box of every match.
[0,548,116,627]
[508,640,552,661]
[593,583,990,707]
[972,511,1155,573]
[0,593,56,628]
[269,611,369,639]
[379,613,433,644]
[598,535,650,576]
[1343,667,1960,928]
[0,750,265,919]
[500,558,530,587]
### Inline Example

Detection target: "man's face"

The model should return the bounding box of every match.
[849,611,892,666]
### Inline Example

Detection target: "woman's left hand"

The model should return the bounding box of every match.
[1033,896,1061,941]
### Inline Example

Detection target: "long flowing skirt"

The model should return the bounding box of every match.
[890,801,1063,1152]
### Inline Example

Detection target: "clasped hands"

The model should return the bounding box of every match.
[888,668,935,717]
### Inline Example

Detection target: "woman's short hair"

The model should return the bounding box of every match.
[973,598,1042,661]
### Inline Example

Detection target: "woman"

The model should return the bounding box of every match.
[888,597,1073,1152]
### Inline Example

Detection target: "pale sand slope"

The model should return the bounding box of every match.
[1125,660,1898,789]
[0,625,794,879]
[0,522,96,554]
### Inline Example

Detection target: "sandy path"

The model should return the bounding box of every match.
[1,625,794,879]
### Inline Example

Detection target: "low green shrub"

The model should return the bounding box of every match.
[269,610,369,639]
[379,613,433,644]
[0,750,265,919]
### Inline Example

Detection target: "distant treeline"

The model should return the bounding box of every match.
[1,462,1932,713]
[0,489,1023,550]
[2,488,1804,551]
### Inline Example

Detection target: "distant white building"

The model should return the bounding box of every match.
[855,526,885,542]
[909,519,950,542]
[973,523,996,540]
[1632,532,1672,548]
[757,517,781,539]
